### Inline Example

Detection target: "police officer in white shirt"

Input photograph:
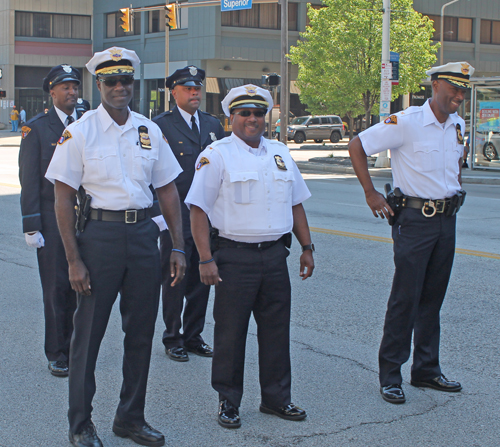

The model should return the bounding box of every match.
[348,62,473,405]
[46,47,186,447]
[186,85,314,429]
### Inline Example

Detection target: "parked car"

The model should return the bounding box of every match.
[475,131,500,162]
[287,115,345,144]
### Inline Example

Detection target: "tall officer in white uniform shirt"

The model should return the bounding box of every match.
[348,62,473,405]
[186,85,315,429]
[46,47,186,447]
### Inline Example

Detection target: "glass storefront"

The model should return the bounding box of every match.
[471,80,500,169]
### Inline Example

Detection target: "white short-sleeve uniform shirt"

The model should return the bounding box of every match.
[359,99,465,200]
[185,133,311,243]
[46,104,182,210]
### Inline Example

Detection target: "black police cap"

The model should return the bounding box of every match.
[165,66,205,89]
[43,65,81,93]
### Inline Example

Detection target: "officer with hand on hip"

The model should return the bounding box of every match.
[19,64,81,377]
[46,47,185,447]
[186,84,314,429]
[152,66,225,362]
[349,62,473,405]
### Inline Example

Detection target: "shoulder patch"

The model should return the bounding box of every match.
[384,115,398,125]
[58,129,73,145]
[196,157,210,170]
[162,134,169,144]
[21,126,31,139]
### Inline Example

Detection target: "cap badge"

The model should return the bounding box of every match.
[245,86,257,96]
[138,126,152,149]
[210,132,217,141]
[456,124,464,144]
[189,66,198,76]
[196,156,210,170]
[61,65,72,73]
[274,155,287,170]
[109,48,123,62]
[461,63,469,75]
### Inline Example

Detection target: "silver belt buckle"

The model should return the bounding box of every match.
[125,210,138,224]
[422,200,437,218]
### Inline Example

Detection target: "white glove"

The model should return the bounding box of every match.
[25,231,45,248]
[152,216,168,232]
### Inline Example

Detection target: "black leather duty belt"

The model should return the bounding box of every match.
[216,235,284,250]
[90,208,150,224]
[402,196,450,217]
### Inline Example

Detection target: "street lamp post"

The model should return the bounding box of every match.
[440,0,460,65]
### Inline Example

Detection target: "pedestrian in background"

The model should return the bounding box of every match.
[19,106,26,125]
[152,66,225,363]
[10,105,19,132]
[46,47,185,447]
[187,84,314,429]
[18,64,82,377]
[349,61,472,405]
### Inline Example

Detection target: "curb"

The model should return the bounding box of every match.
[296,161,500,185]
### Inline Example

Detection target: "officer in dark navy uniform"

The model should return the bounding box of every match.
[18,64,81,377]
[152,66,225,362]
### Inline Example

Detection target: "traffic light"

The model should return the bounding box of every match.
[166,4,177,30]
[120,8,131,33]
[261,73,281,88]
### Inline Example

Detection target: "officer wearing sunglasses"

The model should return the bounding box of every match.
[46,47,185,447]
[186,84,315,429]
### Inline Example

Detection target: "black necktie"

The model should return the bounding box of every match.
[66,115,74,126]
[191,115,200,140]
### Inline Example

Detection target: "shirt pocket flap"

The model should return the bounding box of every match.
[273,171,295,182]
[229,171,259,183]
[413,142,438,154]
[85,145,117,160]
[134,146,159,161]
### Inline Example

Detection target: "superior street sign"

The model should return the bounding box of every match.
[221,0,252,11]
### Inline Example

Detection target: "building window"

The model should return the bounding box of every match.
[106,11,141,37]
[15,12,91,39]
[427,14,473,43]
[481,19,500,45]
[221,3,298,31]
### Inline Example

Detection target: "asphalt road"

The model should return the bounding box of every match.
[0,144,499,446]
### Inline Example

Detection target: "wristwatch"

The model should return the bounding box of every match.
[301,244,315,253]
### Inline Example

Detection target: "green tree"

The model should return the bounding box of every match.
[289,0,438,138]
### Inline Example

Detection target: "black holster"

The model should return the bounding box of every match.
[384,184,403,226]
[75,186,92,233]
[446,189,466,217]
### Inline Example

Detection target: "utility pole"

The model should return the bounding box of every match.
[375,0,391,168]
[440,0,460,65]
[279,0,289,144]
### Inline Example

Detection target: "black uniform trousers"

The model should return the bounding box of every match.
[37,209,76,362]
[379,208,456,386]
[160,227,209,349]
[68,218,160,434]
[212,240,292,409]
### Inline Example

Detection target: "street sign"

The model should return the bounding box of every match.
[221,0,252,12]
[380,79,392,102]
[381,62,392,79]
[390,51,400,85]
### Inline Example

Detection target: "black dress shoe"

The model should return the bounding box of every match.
[112,417,165,447]
[48,360,69,377]
[165,346,189,362]
[380,384,406,404]
[218,400,241,429]
[69,421,103,447]
[411,375,462,392]
[186,343,213,357]
[259,403,307,420]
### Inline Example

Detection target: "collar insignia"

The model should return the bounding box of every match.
[274,155,287,170]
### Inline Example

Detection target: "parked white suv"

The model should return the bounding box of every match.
[287,115,345,144]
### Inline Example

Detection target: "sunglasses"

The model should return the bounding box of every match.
[233,110,266,118]
[99,76,135,87]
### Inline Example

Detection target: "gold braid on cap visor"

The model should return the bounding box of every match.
[437,74,470,88]
[95,65,135,76]
[230,99,269,109]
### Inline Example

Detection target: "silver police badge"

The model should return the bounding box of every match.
[62,65,72,73]
[210,132,217,141]
[189,66,197,76]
